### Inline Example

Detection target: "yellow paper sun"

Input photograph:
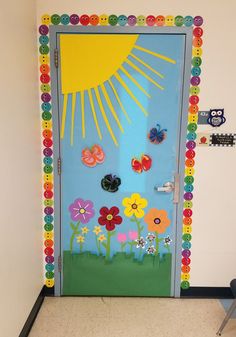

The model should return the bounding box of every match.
[60,34,176,146]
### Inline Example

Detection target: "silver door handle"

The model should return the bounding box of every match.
[154,174,180,204]
[155,182,174,193]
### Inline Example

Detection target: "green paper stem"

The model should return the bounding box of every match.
[120,242,127,252]
[132,215,142,238]
[131,215,144,260]
[128,241,134,254]
[138,247,143,261]
[105,230,115,261]
[79,242,83,253]
[95,237,102,255]
[98,241,101,254]
[70,221,80,253]
[155,234,159,256]
[165,244,171,253]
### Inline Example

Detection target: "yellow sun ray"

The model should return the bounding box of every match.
[108,79,131,124]
[134,45,176,64]
[130,53,164,79]
[70,92,76,145]
[61,94,68,139]
[88,89,102,140]
[100,84,124,133]
[81,91,85,138]
[114,73,148,117]
[120,66,151,98]
[94,87,118,146]
[126,59,164,90]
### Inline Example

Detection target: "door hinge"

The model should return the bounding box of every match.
[57,157,61,175]
[58,255,62,273]
[54,48,59,68]
[173,173,180,204]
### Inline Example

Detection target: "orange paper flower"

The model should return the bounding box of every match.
[144,208,171,234]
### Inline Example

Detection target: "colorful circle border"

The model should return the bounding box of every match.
[39,13,203,290]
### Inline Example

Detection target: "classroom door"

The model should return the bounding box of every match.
[56,31,187,296]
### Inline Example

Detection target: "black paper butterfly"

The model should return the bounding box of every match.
[101,174,121,193]
[148,124,167,144]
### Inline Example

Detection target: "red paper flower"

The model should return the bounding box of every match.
[98,206,122,231]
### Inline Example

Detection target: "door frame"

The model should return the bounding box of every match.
[49,25,193,297]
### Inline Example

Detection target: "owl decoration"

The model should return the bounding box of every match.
[207,109,226,127]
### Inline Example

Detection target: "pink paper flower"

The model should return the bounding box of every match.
[129,231,138,240]
[117,233,127,243]
[69,198,95,224]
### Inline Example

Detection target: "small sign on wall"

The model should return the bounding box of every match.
[196,132,210,146]
[196,133,236,147]
[198,109,226,127]
[198,111,209,125]
[209,133,236,147]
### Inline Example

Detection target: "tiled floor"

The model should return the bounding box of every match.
[29,297,236,337]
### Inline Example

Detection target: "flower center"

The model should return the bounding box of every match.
[106,214,113,220]
[154,217,161,224]
[79,208,86,214]
[131,203,138,209]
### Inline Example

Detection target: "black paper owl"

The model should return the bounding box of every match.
[207,109,226,127]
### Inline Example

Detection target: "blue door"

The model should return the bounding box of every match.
[55,31,188,296]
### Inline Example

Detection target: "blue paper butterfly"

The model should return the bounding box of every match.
[148,124,167,144]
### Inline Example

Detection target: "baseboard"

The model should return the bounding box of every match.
[181,287,234,299]
[42,285,55,296]
[18,285,232,336]
[18,286,54,337]
[18,288,45,337]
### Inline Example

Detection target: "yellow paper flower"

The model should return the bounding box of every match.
[122,193,148,218]
[93,225,102,235]
[81,226,89,234]
[77,235,85,243]
[98,234,107,242]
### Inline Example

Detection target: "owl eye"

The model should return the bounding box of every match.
[211,111,217,116]
[217,111,222,116]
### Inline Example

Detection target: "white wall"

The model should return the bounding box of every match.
[36,0,236,287]
[0,1,43,336]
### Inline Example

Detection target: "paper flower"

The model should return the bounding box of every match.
[117,233,127,243]
[69,198,95,224]
[93,226,102,235]
[98,206,122,231]
[164,236,172,245]
[122,193,147,218]
[146,245,156,255]
[135,237,147,249]
[144,208,171,234]
[146,233,156,243]
[77,235,85,243]
[128,231,138,240]
[81,226,89,234]
[98,234,107,242]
